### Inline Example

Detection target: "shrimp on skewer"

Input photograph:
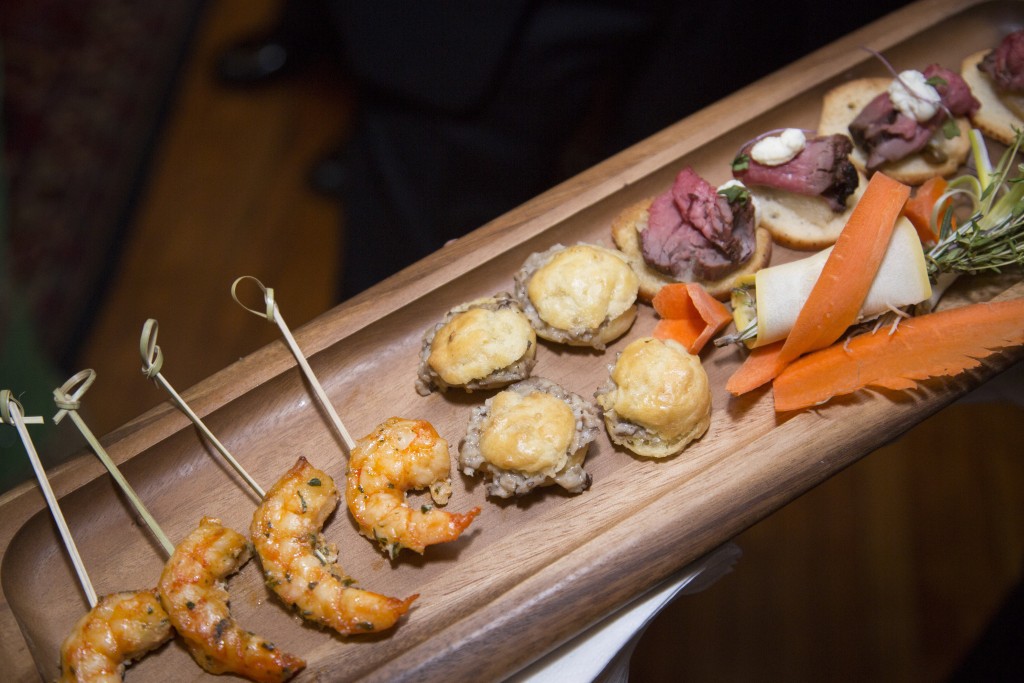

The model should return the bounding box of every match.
[347,417,480,559]
[2,386,171,682]
[58,589,172,683]
[251,457,418,635]
[158,517,305,683]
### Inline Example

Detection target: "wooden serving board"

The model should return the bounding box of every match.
[2,0,1022,680]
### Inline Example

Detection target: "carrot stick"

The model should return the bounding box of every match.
[724,340,784,395]
[727,172,911,394]
[773,297,1024,412]
[652,282,733,354]
[779,172,910,359]
[901,175,950,246]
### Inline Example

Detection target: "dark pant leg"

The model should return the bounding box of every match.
[335,1,671,299]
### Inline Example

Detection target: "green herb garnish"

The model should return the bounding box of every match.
[926,128,1024,280]
[718,183,750,204]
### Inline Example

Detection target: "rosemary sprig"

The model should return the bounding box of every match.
[926,195,1024,276]
[925,129,1024,278]
[715,319,756,347]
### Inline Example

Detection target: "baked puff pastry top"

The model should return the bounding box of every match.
[477,389,576,476]
[595,337,711,458]
[515,243,639,349]
[459,377,600,498]
[416,294,537,395]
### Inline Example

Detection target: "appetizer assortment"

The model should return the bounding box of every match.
[7,26,1024,683]
[420,36,1024,503]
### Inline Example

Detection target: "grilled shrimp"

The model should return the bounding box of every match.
[346,417,480,559]
[58,589,172,683]
[158,517,304,683]
[251,457,418,635]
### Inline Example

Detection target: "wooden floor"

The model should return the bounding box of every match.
[74,1,1023,681]
[75,0,352,439]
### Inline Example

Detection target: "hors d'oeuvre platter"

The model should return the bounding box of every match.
[2,1,1023,681]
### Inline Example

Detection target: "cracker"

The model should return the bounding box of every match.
[750,171,866,251]
[961,49,1024,146]
[819,77,971,185]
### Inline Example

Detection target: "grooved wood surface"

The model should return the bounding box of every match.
[2,1,1021,681]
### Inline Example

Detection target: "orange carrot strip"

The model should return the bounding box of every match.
[901,175,950,246]
[726,172,911,395]
[779,172,910,360]
[652,283,733,354]
[724,340,785,395]
[652,282,728,322]
[773,298,1024,412]
[652,318,704,352]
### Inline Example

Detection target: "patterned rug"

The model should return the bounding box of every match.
[1,0,205,370]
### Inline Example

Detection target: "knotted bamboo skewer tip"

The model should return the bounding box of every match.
[2,389,98,607]
[52,371,176,557]
[139,319,266,499]
[231,275,357,453]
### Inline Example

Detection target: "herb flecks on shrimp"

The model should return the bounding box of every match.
[158,517,305,682]
[347,417,481,559]
[251,457,418,635]
[58,589,173,683]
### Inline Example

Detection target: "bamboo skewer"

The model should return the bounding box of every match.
[231,276,357,452]
[140,318,266,499]
[52,370,175,556]
[138,318,331,564]
[46,368,302,679]
[1,390,98,607]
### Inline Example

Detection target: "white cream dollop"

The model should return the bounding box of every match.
[750,128,806,166]
[888,69,941,122]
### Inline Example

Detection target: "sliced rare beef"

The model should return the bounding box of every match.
[979,29,1024,93]
[848,64,980,171]
[734,134,859,212]
[928,64,980,115]
[639,168,756,281]
[848,94,933,170]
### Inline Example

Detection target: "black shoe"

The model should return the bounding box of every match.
[215,35,303,86]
